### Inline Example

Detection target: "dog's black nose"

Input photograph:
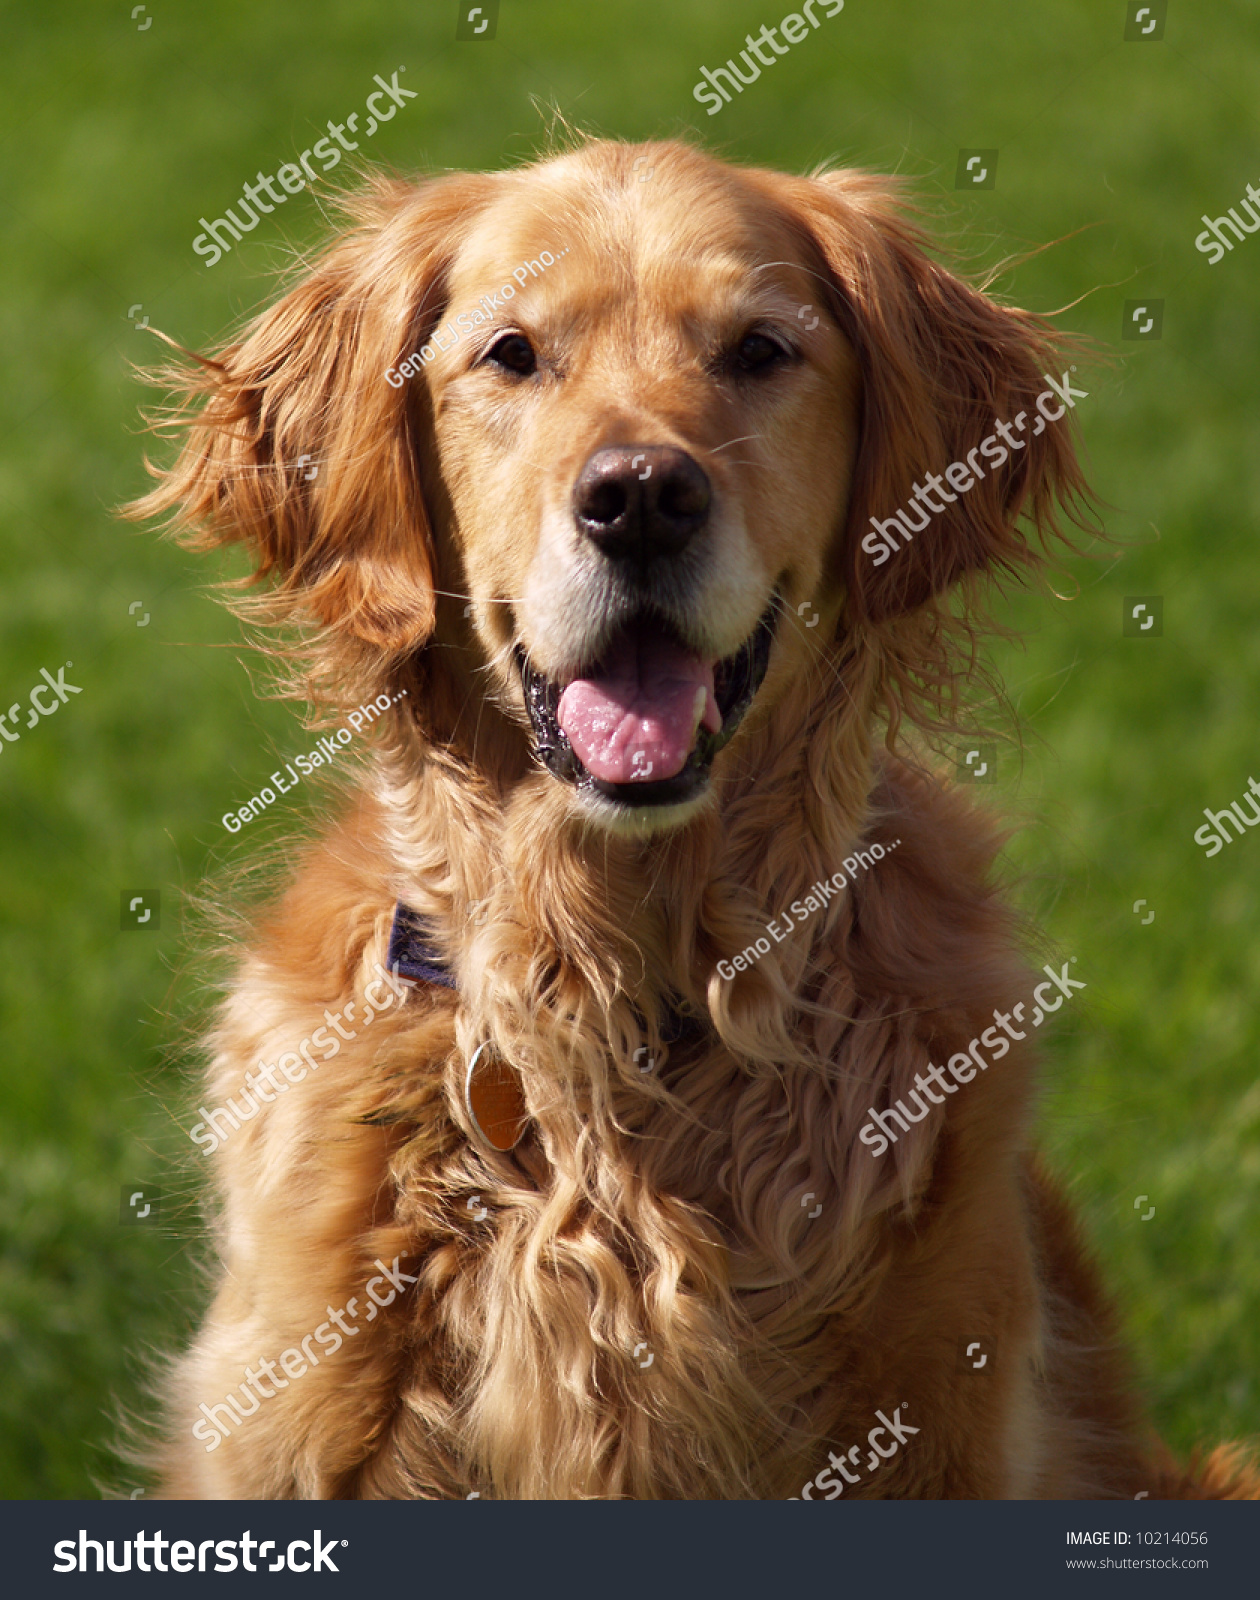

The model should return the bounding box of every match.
[572,446,711,561]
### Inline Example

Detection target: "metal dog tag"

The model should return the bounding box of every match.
[464,1042,529,1151]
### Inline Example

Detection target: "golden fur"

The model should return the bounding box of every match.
[127,138,1258,1499]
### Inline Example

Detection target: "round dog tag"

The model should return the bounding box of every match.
[464,1043,529,1151]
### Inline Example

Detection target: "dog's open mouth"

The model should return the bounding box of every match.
[517,603,776,806]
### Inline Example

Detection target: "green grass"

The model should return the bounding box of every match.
[1,0,1257,1497]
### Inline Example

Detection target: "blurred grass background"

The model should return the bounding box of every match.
[1,0,1257,1497]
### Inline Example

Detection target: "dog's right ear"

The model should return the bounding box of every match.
[125,171,497,657]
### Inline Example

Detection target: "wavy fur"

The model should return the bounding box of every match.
[124,138,1257,1500]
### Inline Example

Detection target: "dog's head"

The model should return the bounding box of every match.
[131,140,1088,833]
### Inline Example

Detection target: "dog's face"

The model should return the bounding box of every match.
[134,140,1086,835]
[427,148,861,827]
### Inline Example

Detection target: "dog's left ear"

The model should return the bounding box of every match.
[127,171,497,655]
[765,169,1091,623]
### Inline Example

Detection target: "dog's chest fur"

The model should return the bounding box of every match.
[367,1029,888,1498]
[182,761,1044,1500]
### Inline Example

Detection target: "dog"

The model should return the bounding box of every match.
[128,138,1258,1500]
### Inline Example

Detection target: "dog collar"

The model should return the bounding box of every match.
[386,901,706,1152]
[387,903,525,1150]
[386,902,459,990]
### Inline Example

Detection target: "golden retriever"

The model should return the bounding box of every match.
[128,137,1258,1500]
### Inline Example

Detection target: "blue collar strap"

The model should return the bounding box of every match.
[386,902,458,990]
[386,901,707,1050]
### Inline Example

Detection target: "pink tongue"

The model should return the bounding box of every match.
[557,630,722,784]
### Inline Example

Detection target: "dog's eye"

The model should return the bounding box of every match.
[485,333,537,376]
[732,331,790,376]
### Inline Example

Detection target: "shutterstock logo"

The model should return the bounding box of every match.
[1123,298,1164,340]
[456,1,499,37]
[955,148,998,190]
[1124,2,1167,41]
[53,1528,343,1574]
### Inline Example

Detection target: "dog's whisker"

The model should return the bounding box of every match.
[432,588,528,609]
[705,434,763,455]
